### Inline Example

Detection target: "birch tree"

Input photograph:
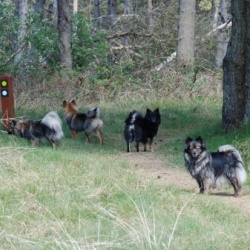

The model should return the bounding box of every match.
[148,0,153,34]
[215,0,230,67]
[73,0,78,13]
[177,0,196,67]
[15,0,28,63]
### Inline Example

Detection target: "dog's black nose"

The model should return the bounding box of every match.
[192,151,197,157]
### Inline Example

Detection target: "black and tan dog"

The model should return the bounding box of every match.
[8,111,64,149]
[184,136,247,197]
[63,100,103,144]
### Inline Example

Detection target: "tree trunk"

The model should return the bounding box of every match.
[52,0,58,26]
[15,0,28,63]
[57,0,72,69]
[215,0,230,67]
[243,1,250,124]
[124,0,130,14]
[34,0,45,14]
[73,0,78,13]
[212,0,219,29]
[177,0,196,68]
[148,0,153,34]
[222,0,246,131]
[108,0,117,17]
[94,0,100,18]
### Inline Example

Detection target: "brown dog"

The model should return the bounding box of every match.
[63,100,103,144]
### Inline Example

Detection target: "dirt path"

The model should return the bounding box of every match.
[123,151,250,214]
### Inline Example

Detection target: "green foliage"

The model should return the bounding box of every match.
[0,6,59,78]
[0,0,221,89]
[26,12,59,67]
[0,2,18,74]
[71,14,108,69]
[0,6,110,80]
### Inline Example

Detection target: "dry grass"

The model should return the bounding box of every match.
[13,68,222,110]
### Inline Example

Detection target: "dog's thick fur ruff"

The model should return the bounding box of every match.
[8,111,64,148]
[63,100,103,144]
[184,136,247,197]
[124,108,161,152]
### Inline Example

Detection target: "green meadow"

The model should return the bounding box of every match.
[1,97,250,249]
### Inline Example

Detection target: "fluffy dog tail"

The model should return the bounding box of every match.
[124,111,144,152]
[124,111,143,125]
[218,145,247,184]
[41,111,64,140]
[88,118,103,131]
[86,107,100,118]
[124,111,142,139]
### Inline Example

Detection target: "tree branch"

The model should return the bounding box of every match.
[201,20,232,43]
[155,21,232,71]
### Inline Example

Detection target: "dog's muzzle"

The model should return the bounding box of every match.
[191,150,198,157]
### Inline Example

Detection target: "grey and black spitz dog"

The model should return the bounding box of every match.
[184,136,247,197]
[8,111,64,149]
[124,108,161,152]
[63,100,103,144]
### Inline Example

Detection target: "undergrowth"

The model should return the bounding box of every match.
[14,67,222,110]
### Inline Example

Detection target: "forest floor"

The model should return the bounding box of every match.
[122,144,250,215]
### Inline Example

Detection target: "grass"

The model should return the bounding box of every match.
[1,96,250,249]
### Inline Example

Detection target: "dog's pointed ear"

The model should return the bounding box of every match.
[63,100,67,107]
[195,136,203,143]
[146,108,152,113]
[185,137,193,144]
[154,108,160,114]
[71,100,76,105]
[10,119,17,125]
[185,137,192,149]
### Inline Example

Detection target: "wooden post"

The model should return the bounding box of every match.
[0,75,15,130]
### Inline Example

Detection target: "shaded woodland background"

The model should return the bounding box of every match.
[0,0,230,105]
